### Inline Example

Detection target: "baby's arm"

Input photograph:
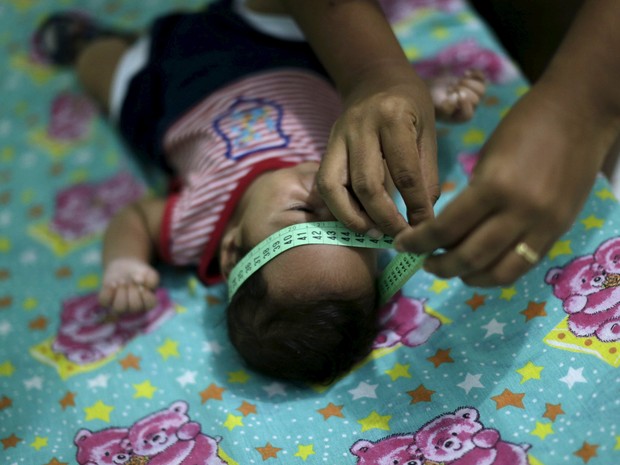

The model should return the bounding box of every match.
[98,196,166,313]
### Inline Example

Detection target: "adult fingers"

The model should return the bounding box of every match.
[316,135,377,233]
[380,119,436,228]
[423,212,523,279]
[347,124,409,236]
[394,185,494,253]
[463,232,552,287]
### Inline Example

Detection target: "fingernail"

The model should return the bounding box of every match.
[367,228,383,240]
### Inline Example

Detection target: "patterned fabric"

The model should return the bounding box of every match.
[1,1,619,465]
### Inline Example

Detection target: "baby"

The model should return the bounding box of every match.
[34,0,485,383]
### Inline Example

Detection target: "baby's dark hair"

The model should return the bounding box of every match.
[227,268,379,385]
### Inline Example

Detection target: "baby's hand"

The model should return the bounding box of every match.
[98,258,160,313]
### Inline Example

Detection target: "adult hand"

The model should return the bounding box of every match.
[99,257,160,312]
[394,81,619,286]
[316,64,439,238]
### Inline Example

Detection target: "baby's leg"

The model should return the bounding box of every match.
[75,39,130,113]
[426,70,486,122]
[33,13,135,112]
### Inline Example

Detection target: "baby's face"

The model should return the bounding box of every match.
[238,161,333,243]
[237,162,377,300]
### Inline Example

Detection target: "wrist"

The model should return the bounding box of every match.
[339,61,423,101]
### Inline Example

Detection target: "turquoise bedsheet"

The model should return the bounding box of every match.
[1,1,619,464]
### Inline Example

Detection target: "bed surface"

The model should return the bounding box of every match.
[1,1,619,464]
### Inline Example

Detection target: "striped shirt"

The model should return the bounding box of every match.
[159,69,341,283]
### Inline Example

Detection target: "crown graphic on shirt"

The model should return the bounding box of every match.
[213,97,291,160]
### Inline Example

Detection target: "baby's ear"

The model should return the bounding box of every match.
[219,225,242,280]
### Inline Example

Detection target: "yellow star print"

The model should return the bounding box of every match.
[295,444,315,460]
[581,215,604,230]
[614,435,620,450]
[596,187,616,201]
[516,361,544,383]
[430,279,449,294]
[84,400,114,422]
[0,236,10,253]
[358,411,391,432]
[30,436,48,450]
[463,128,485,145]
[228,370,250,384]
[385,363,411,381]
[133,380,157,399]
[548,240,572,260]
[432,26,450,39]
[23,297,38,311]
[531,421,554,440]
[157,338,180,360]
[500,287,517,301]
[0,361,15,377]
[223,414,244,431]
[1,147,14,162]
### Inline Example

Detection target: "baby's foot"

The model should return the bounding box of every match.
[32,11,135,66]
[427,70,486,122]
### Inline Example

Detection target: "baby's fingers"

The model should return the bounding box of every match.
[125,284,147,312]
[98,285,116,308]
[140,288,158,310]
[133,267,159,290]
[110,284,131,313]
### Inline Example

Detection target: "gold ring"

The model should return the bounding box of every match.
[514,242,539,265]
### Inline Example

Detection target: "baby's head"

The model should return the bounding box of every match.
[220,162,380,383]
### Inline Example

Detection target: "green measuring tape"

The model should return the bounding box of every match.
[228,221,426,305]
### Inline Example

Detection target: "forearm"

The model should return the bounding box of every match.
[279,0,417,98]
[102,201,159,267]
[538,0,620,130]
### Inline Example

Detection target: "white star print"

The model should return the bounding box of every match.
[559,367,587,389]
[87,373,110,390]
[23,376,43,390]
[201,340,223,354]
[481,318,506,338]
[457,373,484,394]
[176,370,198,387]
[0,320,11,336]
[348,381,379,400]
[263,382,287,397]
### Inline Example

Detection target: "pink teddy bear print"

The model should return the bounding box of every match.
[373,293,440,349]
[545,237,620,342]
[414,407,531,465]
[124,400,227,465]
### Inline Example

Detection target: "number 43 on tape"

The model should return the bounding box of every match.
[228,221,426,304]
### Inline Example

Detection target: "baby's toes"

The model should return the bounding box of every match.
[460,77,486,99]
